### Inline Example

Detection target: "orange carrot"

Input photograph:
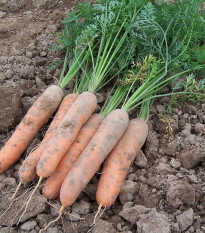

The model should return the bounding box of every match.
[42,114,104,200]
[59,109,129,208]
[96,118,148,207]
[36,91,97,178]
[19,94,78,182]
[0,85,64,173]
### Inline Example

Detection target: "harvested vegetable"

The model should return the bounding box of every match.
[36,91,97,178]
[96,118,148,207]
[40,1,205,230]
[42,114,104,200]
[19,94,78,183]
[9,94,78,200]
[0,85,64,174]
[60,109,129,208]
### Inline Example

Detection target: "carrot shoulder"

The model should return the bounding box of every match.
[19,94,78,182]
[60,109,129,208]
[96,118,148,207]
[36,91,97,178]
[0,85,64,173]
[42,113,104,200]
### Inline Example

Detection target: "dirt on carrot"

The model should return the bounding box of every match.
[18,94,78,183]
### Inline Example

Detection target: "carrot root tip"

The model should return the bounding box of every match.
[17,177,43,225]
[39,206,65,233]
[9,179,23,200]
[93,204,103,225]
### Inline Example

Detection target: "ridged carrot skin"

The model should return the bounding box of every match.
[42,114,104,199]
[36,92,97,178]
[0,85,64,173]
[19,94,78,182]
[60,109,129,208]
[96,118,148,207]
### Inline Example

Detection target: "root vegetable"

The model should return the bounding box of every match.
[42,114,104,199]
[36,91,97,178]
[19,94,78,183]
[60,109,129,208]
[0,85,64,173]
[96,118,148,207]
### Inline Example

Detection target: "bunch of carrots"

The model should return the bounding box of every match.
[0,0,205,231]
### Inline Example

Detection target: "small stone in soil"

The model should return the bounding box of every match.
[20,220,37,231]
[170,158,181,169]
[176,208,194,232]
[134,150,147,168]
[188,174,198,183]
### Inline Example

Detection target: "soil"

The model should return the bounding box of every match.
[0,1,205,233]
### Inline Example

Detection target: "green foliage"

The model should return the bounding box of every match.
[50,0,205,114]
[195,44,205,64]
[47,60,63,70]
[171,73,205,103]
[155,0,205,68]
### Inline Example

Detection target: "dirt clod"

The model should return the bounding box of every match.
[136,208,171,233]
[119,203,149,225]
[20,220,37,231]
[176,208,194,232]
[119,180,139,205]
[166,180,195,208]
[92,219,117,233]
[134,150,148,168]
[0,82,22,133]
[178,148,204,169]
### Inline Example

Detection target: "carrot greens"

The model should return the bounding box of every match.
[100,0,205,118]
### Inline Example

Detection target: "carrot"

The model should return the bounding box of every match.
[19,94,78,183]
[59,109,129,208]
[36,91,97,178]
[15,92,97,222]
[96,118,148,207]
[42,114,104,200]
[0,85,64,173]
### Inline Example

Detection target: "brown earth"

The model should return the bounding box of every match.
[0,1,205,233]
